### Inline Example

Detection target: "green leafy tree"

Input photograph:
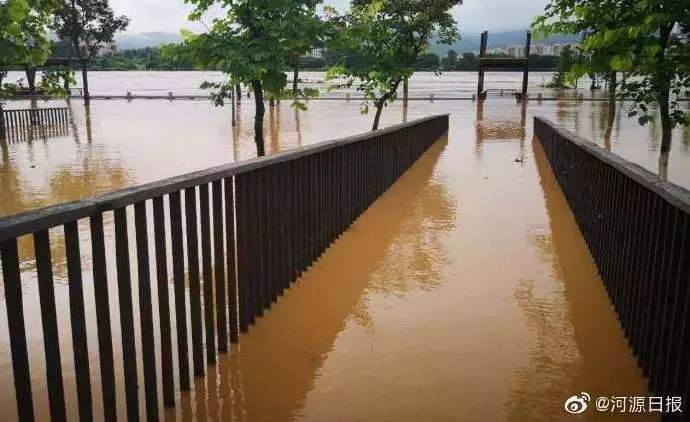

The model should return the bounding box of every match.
[1,0,55,98]
[551,44,577,88]
[286,4,326,95]
[534,0,628,104]
[159,43,197,70]
[445,49,458,69]
[416,53,441,69]
[186,0,323,155]
[52,0,129,104]
[457,52,478,70]
[534,0,690,153]
[328,0,461,130]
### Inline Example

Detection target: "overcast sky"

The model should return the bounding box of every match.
[109,0,549,35]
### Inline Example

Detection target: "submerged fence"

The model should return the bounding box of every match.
[534,116,690,408]
[1,107,70,140]
[0,114,448,421]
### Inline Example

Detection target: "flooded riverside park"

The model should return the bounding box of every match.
[0,71,688,421]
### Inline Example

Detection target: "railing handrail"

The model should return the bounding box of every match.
[3,107,69,112]
[534,114,690,407]
[0,114,449,242]
[534,116,690,214]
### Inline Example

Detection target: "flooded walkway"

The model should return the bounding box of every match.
[182,106,651,421]
[0,98,667,421]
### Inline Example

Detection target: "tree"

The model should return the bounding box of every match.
[457,52,478,70]
[551,44,576,88]
[328,0,461,130]
[416,53,441,69]
[52,0,129,104]
[186,0,323,155]
[534,0,690,153]
[285,5,326,95]
[534,0,626,106]
[446,49,458,69]
[1,0,55,97]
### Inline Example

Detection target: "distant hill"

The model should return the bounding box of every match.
[429,30,580,56]
[115,32,182,50]
[113,29,579,56]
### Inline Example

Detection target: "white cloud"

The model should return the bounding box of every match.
[108,0,548,35]
[457,0,548,32]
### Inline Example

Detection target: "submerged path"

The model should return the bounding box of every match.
[0,99,659,421]
[163,105,651,421]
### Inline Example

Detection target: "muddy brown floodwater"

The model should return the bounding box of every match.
[1,91,684,421]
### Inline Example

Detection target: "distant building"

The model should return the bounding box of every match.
[531,44,547,55]
[304,48,324,59]
[96,43,118,57]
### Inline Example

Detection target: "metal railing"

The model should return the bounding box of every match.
[1,107,70,140]
[534,116,690,406]
[0,114,448,421]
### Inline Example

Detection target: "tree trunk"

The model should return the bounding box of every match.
[659,83,672,153]
[658,150,669,180]
[0,103,5,138]
[292,57,299,95]
[588,73,597,90]
[604,71,617,151]
[235,84,241,101]
[251,80,266,156]
[81,61,90,105]
[657,24,673,154]
[372,101,384,131]
[25,67,37,93]
[231,88,236,127]
[604,102,615,152]
[608,71,616,102]
[403,78,409,106]
[371,79,402,131]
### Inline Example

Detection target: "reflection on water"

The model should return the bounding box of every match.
[549,98,690,188]
[475,100,527,163]
[506,139,654,421]
[3,70,592,99]
[0,92,679,421]
[170,139,451,422]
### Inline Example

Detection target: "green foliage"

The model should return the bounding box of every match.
[534,0,690,150]
[186,0,324,105]
[417,53,441,70]
[547,44,580,88]
[52,0,130,61]
[455,52,478,70]
[38,68,73,97]
[443,49,458,69]
[0,0,56,100]
[89,44,199,70]
[327,0,461,125]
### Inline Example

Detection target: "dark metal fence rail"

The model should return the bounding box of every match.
[1,107,70,141]
[534,116,690,410]
[0,114,448,422]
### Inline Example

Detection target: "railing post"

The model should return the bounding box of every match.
[153,196,176,406]
[1,239,35,422]
[0,115,449,421]
[114,207,140,422]
[64,221,93,422]
[90,213,118,421]
[0,104,6,138]
[34,229,67,422]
